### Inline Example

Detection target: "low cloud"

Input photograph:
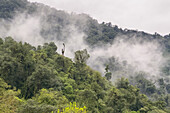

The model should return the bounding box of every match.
[0,11,167,83]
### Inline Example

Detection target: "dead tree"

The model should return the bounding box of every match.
[62,43,65,56]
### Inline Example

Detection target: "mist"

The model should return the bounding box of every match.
[88,37,165,80]
[0,11,167,83]
[0,13,45,46]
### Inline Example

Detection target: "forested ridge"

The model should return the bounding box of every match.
[0,0,170,113]
[1,0,170,45]
[0,37,169,113]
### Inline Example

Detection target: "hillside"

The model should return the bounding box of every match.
[0,37,169,113]
[0,0,170,113]
[1,0,170,44]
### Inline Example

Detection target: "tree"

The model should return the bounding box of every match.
[105,65,112,81]
[34,88,68,109]
[43,42,57,57]
[77,88,98,112]
[0,78,22,113]
[23,65,61,98]
[74,49,90,64]
[116,77,129,89]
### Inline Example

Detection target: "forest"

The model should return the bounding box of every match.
[0,0,170,113]
[0,37,169,113]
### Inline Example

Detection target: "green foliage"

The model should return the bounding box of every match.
[18,99,57,113]
[74,49,90,64]
[0,37,169,112]
[57,102,86,113]
[0,0,27,19]
[34,88,68,109]
[86,22,118,45]
[24,65,61,98]
[116,77,130,89]
[0,37,35,89]
[0,77,22,113]
[104,65,112,81]
[0,0,170,112]
[43,42,57,58]
[131,73,157,95]
[0,77,9,94]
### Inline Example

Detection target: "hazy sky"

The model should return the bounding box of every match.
[28,0,170,35]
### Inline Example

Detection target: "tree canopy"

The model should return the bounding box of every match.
[0,37,169,113]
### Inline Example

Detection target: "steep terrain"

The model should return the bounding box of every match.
[0,0,170,112]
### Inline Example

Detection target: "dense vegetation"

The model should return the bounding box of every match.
[0,0,170,113]
[0,37,169,113]
[1,0,170,45]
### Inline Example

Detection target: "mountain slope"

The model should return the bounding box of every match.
[0,36,169,113]
[0,1,170,112]
[1,0,169,45]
